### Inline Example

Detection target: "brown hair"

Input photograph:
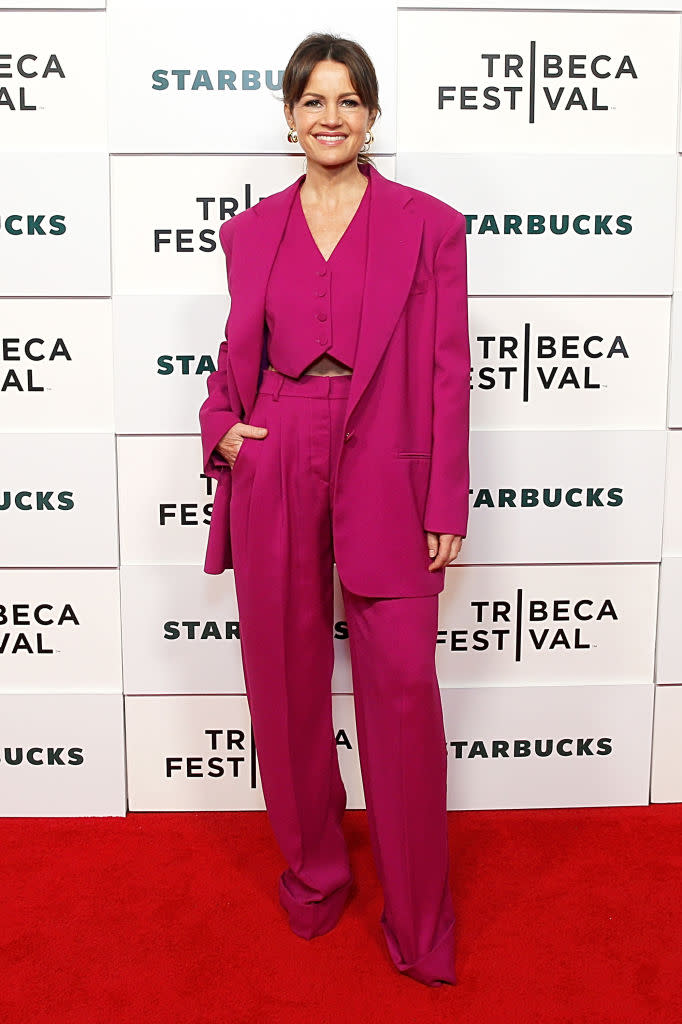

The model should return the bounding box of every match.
[282,33,381,166]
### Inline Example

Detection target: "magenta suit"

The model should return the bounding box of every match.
[199,162,471,987]
[200,161,470,597]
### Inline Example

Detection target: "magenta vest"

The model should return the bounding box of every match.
[264,172,371,377]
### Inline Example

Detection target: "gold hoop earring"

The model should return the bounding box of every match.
[287,127,298,144]
[361,129,374,153]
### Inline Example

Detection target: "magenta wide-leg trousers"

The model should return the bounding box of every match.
[229,368,456,987]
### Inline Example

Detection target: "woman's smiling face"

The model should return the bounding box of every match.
[285,59,376,170]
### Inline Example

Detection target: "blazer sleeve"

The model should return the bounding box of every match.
[199,219,242,479]
[423,211,471,538]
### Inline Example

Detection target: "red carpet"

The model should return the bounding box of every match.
[3,805,681,1023]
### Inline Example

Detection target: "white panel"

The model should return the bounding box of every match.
[438,563,658,687]
[332,694,365,809]
[122,692,366,811]
[655,557,682,684]
[651,684,682,803]
[662,429,682,555]
[0,153,111,297]
[0,433,118,568]
[120,564,354,696]
[397,153,677,296]
[401,0,682,11]
[107,0,397,153]
[442,684,653,809]
[122,564,660,696]
[113,295,228,434]
[0,13,107,151]
[398,11,680,154]
[0,569,121,693]
[120,564,244,694]
[1,1,103,7]
[673,157,682,290]
[0,299,114,432]
[470,297,670,430]
[0,693,126,817]
[125,694,265,811]
[462,429,666,564]
[669,293,682,428]
[110,155,395,295]
[117,435,210,565]
[117,430,667,567]
[124,684,653,812]
[125,692,366,811]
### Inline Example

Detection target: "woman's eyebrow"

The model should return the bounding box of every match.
[300,91,360,99]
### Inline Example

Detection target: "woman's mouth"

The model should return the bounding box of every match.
[313,134,348,146]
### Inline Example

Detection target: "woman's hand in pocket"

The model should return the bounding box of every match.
[216,422,269,469]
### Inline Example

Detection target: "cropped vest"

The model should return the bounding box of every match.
[264,171,370,378]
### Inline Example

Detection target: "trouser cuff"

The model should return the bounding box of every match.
[278,872,355,940]
[380,913,457,987]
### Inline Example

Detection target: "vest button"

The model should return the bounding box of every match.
[317,269,327,277]
[316,289,327,297]
[316,312,327,322]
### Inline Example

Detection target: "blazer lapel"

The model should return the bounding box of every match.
[226,175,301,421]
[343,164,423,431]
[227,163,424,426]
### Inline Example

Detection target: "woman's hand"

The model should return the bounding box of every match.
[426,532,462,570]
[216,422,269,469]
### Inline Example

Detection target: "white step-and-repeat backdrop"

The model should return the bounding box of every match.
[1,0,681,815]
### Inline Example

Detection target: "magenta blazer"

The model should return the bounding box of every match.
[199,162,471,598]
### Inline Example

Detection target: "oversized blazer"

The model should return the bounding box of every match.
[199,161,471,598]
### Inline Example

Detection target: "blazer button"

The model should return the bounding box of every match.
[316,311,327,322]
[344,429,354,442]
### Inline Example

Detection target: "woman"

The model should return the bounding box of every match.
[199,33,470,988]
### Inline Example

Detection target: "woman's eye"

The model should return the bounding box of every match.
[303,99,359,107]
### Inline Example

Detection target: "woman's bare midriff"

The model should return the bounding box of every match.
[267,354,353,377]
